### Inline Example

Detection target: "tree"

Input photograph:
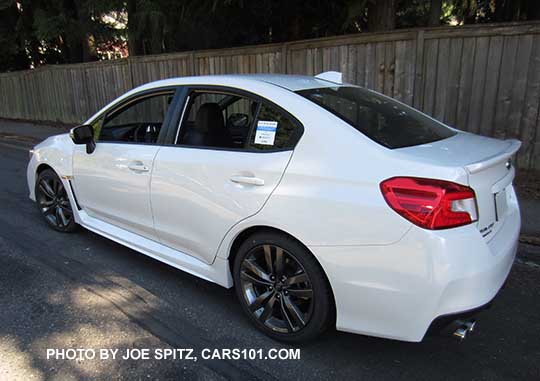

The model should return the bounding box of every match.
[0,1,29,71]
[3,0,540,71]
[428,0,442,25]
[367,0,396,32]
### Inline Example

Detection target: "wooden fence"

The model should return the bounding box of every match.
[1,22,540,169]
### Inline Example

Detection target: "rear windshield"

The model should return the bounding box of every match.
[296,86,456,149]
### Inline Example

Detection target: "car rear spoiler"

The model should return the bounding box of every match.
[465,139,521,174]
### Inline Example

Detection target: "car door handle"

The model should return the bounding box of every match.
[230,175,265,186]
[128,161,150,173]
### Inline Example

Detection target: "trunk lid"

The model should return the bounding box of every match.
[396,132,521,239]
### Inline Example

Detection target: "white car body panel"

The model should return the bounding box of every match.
[27,74,521,342]
[72,143,161,241]
[151,148,292,264]
[27,134,74,201]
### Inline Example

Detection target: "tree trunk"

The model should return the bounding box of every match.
[19,1,41,67]
[367,0,396,32]
[428,0,443,26]
[127,0,142,56]
[527,0,540,20]
[494,0,521,22]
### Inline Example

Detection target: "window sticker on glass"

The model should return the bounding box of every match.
[254,120,278,145]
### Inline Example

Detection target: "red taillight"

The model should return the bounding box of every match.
[380,177,478,230]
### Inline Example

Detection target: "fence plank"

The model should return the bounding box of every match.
[355,44,366,87]
[456,37,476,131]
[444,38,463,126]
[434,38,450,121]
[384,41,395,96]
[422,38,439,116]
[494,35,520,139]
[518,34,540,168]
[479,36,504,136]
[467,37,490,134]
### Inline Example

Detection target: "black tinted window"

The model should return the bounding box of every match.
[176,90,302,151]
[247,103,302,151]
[97,91,174,144]
[177,92,257,149]
[297,86,456,149]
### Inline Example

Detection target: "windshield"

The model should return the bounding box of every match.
[296,86,456,149]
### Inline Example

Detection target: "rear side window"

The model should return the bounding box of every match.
[176,89,303,151]
[176,92,258,149]
[247,103,301,151]
[296,86,456,149]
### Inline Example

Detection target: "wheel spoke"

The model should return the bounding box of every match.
[249,290,273,311]
[263,245,273,274]
[55,207,62,226]
[280,297,295,332]
[40,200,54,207]
[54,179,62,194]
[39,181,55,198]
[243,259,271,282]
[286,288,313,299]
[241,270,272,286]
[258,293,277,322]
[42,205,55,215]
[58,200,72,213]
[285,272,308,286]
[58,207,69,226]
[274,247,284,277]
[283,295,306,329]
[59,205,72,215]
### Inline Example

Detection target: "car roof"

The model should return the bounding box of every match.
[134,73,342,93]
[231,74,339,91]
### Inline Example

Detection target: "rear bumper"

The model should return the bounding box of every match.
[309,188,520,342]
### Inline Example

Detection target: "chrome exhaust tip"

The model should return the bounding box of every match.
[463,319,476,332]
[453,319,476,340]
[453,326,468,340]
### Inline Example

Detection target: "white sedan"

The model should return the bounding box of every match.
[27,72,521,343]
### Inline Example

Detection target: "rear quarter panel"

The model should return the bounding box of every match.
[216,90,475,258]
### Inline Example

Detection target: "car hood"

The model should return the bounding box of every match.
[35,132,70,148]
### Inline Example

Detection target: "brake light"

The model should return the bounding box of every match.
[380,177,478,230]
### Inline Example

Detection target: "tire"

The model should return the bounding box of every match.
[233,231,334,343]
[35,169,78,233]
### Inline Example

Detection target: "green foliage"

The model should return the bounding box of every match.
[1,0,539,71]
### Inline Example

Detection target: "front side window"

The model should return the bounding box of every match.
[296,86,456,149]
[96,91,175,144]
[176,90,302,151]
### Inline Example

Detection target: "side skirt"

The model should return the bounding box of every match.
[78,210,233,288]
[60,177,233,288]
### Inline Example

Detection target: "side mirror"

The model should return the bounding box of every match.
[70,124,96,154]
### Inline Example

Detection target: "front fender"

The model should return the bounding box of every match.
[27,133,74,200]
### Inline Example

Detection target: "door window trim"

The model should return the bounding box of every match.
[166,85,304,153]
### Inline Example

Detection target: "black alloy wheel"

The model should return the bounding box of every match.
[234,231,333,343]
[35,169,77,232]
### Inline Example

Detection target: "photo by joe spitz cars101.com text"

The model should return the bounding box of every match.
[27,71,521,343]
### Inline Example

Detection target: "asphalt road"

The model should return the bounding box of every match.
[0,142,539,381]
